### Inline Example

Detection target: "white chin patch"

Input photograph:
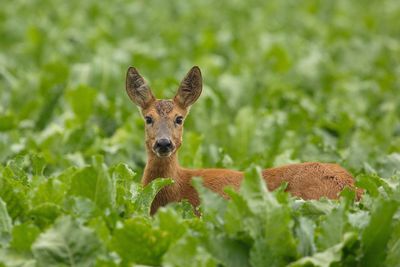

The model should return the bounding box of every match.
[156,151,172,157]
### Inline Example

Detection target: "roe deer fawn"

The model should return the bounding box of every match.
[126,66,361,214]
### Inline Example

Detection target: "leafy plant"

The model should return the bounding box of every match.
[0,0,400,266]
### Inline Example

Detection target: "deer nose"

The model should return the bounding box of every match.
[155,138,172,150]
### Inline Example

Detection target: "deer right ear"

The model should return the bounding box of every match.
[174,66,202,108]
[126,67,155,109]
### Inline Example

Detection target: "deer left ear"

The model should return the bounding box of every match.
[174,66,202,108]
[126,67,155,109]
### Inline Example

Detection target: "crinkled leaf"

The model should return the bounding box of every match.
[292,200,336,220]
[356,174,381,197]
[225,166,297,267]
[0,174,29,221]
[0,198,12,246]
[32,216,102,267]
[69,161,115,211]
[28,203,62,229]
[154,208,188,241]
[295,217,316,257]
[31,176,67,206]
[163,234,219,267]
[386,220,400,267]
[360,198,399,267]
[192,177,227,224]
[0,249,35,267]
[112,163,137,215]
[289,232,359,267]
[131,178,173,215]
[206,232,250,267]
[110,217,174,266]
[10,223,40,253]
[316,202,347,250]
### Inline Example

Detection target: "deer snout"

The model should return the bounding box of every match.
[156,138,172,149]
[153,138,174,156]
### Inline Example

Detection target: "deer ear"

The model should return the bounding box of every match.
[174,66,202,108]
[126,67,155,109]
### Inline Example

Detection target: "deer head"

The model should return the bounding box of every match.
[126,66,202,157]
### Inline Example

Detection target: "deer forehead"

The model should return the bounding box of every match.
[155,100,174,116]
[144,100,186,117]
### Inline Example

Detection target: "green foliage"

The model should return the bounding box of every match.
[0,198,12,246]
[0,0,400,266]
[111,217,172,266]
[360,198,399,267]
[131,178,174,216]
[69,156,115,211]
[31,216,102,267]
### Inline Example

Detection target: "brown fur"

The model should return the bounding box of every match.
[126,66,362,215]
[155,100,174,115]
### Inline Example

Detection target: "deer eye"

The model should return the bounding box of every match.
[175,116,184,125]
[145,116,153,125]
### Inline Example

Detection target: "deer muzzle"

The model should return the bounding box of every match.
[153,138,175,157]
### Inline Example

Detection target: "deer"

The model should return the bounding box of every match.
[125,66,361,215]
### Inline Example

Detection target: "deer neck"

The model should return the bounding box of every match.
[142,152,181,185]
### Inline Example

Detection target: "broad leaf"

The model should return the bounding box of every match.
[163,234,219,267]
[0,198,12,246]
[32,216,102,267]
[110,217,174,266]
[131,178,173,215]
[289,232,359,267]
[360,198,399,267]
[69,158,115,211]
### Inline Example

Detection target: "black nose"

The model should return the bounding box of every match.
[155,138,172,151]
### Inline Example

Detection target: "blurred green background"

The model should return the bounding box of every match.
[1,0,400,178]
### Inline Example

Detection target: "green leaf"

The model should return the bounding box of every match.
[206,232,250,267]
[356,174,381,198]
[224,166,297,266]
[35,85,64,130]
[0,113,16,132]
[87,217,111,245]
[289,232,359,267]
[63,196,97,220]
[110,217,174,266]
[131,178,174,215]
[10,223,40,253]
[28,203,62,229]
[30,154,47,176]
[223,188,255,241]
[163,234,219,267]
[0,174,29,221]
[250,206,297,267]
[192,177,227,224]
[292,200,336,220]
[32,216,102,267]
[386,220,400,267]
[112,163,137,215]
[295,217,316,257]
[0,197,12,246]
[66,85,97,122]
[112,163,136,183]
[69,159,115,211]
[31,177,67,207]
[167,200,197,219]
[360,198,399,267]
[154,208,188,242]
[316,202,347,250]
[239,166,269,202]
[0,249,36,267]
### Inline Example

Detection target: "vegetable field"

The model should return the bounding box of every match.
[1,0,400,266]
